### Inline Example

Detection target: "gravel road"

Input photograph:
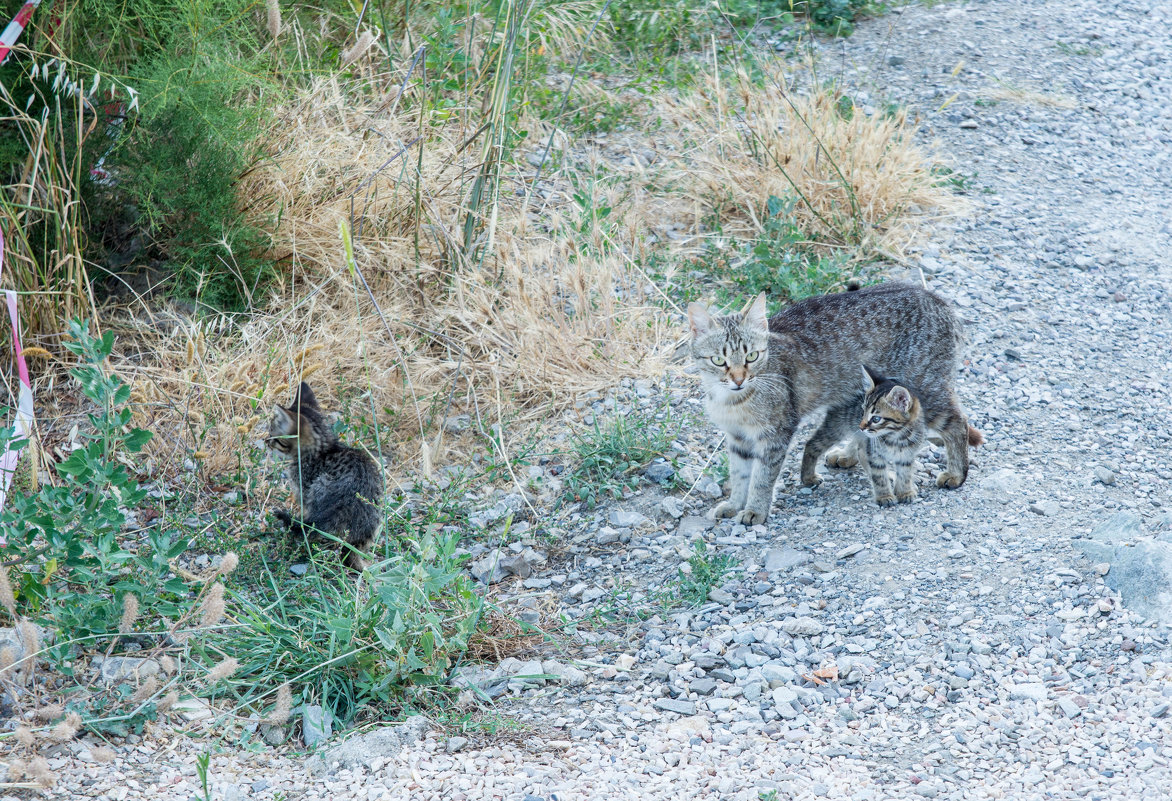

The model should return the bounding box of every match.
[54,1,1172,799]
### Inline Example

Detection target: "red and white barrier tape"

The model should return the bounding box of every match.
[0,0,41,66]
[0,229,37,516]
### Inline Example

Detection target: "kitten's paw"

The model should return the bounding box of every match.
[896,489,918,504]
[936,472,964,489]
[874,494,896,507]
[800,472,824,488]
[712,501,741,519]
[274,509,292,527]
[824,447,859,469]
[736,508,768,526]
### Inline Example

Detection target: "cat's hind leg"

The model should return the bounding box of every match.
[824,432,864,469]
[936,408,971,489]
[800,401,861,487]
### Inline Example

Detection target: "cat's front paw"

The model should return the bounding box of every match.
[736,508,768,526]
[800,472,824,488]
[936,472,964,489]
[896,489,918,504]
[712,501,741,519]
[824,447,859,469]
[874,494,896,507]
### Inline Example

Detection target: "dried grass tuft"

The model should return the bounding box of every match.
[132,675,160,703]
[113,74,670,475]
[33,704,64,721]
[654,67,958,258]
[29,756,55,788]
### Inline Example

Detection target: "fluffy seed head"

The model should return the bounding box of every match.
[119,593,139,635]
[160,655,177,675]
[92,746,116,763]
[200,583,226,628]
[207,657,239,683]
[15,725,36,747]
[49,711,82,742]
[266,0,282,39]
[218,552,239,575]
[9,758,28,779]
[132,675,159,703]
[0,564,16,618]
[34,704,64,721]
[29,756,54,788]
[265,685,292,725]
[341,31,376,67]
[158,691,179,713]
[0,645,16,674]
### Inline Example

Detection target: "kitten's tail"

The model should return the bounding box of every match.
[967,425,984,447]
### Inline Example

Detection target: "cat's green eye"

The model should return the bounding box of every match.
[745,351,760,363]
[710,356,726,366]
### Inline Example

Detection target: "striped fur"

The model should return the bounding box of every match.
[688,282,974,524]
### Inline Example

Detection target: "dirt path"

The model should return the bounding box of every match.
[69,2,1172,799]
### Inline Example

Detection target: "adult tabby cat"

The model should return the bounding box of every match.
[687,282,973,525]
[267,381,383,569]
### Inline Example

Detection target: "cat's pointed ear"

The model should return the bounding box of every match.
[742,293,768,334]
[294,381,318,410]
[688,303,713,338]
[861,364,878,391]
[272,405,296,433]
[886,385,913,413]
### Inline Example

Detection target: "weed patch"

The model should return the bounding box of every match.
[563,406,677,508]
[670,540,738,607]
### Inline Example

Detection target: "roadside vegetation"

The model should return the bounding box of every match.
[0,0,955,774]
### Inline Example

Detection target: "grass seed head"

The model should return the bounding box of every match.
[158,691,179,713]
[265,684,292,725]
[14,725,36,747]
[200,583,226,628]
[207,657,239,683]
[132,675,160,703]
[29,756,55,788]
[49,711,82,742]
[119,593,140,635]
[0,564,16,618]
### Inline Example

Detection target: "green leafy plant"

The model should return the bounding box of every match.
[196,752,212,801]
[0,320,191,659]
[671,539,738,607]
[564,407,676,508]
[720,195,852,309]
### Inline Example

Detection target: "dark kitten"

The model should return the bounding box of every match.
[267,382,383,570]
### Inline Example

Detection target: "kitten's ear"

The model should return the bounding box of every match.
[742,293,768,334]
[688,303,713,338]
[294,381,319,410]
[272,405,296,432]
[861,365,878,391]
[886,385,913,413]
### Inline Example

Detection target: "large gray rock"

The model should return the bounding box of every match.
[307,716,432,774]
[302,705,333,749]
[99,656,161,684]
[763,547,809,572]
[1075,512,1172,625]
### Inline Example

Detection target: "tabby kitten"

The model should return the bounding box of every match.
[858,366,929,506]
[267,382,383,570]
[688,282,974,525]
[859,365,985,506]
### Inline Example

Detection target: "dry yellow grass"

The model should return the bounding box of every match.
[99,59,955,478]
[653,67,958,258]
